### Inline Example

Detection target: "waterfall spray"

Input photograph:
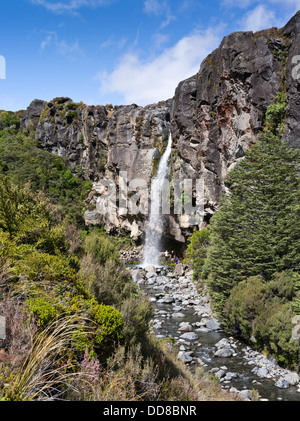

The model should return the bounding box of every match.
[142,133,172,267]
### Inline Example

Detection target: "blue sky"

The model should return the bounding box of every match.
[0,0,299,111]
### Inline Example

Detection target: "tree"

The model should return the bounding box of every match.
[205,129,300,315]
[186,227,211,282]
[0,111,20,133]
[0,176,46,238]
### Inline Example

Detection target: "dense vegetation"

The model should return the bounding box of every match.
[187,92,300,368]
[0,111,92,227]
[0,111,236,401]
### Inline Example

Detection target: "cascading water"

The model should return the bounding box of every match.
[142,133,172,267]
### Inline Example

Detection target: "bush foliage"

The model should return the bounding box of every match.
[186,228,211,282]
[0,132,91,227]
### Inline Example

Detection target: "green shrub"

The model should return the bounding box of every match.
[186,228,211,282]
[15,217,69,255]
[0,136,92,228]
[12,251,78,286]
[83,229,120,265]
[0,176,51,239]
[265,91,286,134]
[0,112,20,133]
[93,304,124,346]
[224,276,267,338]
[84,258,136,308]
[120,295,154,349]
[26,294,62,327]
[224,272,300,367]
[265,271,296,301]
[292,272,300,314]
[253,301,299,367]
[66,110,78,124]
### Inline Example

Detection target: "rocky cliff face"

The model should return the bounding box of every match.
[21,97,171,239]
[170,14,300,210]
[20,12,300,244]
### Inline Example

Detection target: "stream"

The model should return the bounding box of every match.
[130,264,300,401]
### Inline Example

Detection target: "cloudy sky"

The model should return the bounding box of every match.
[0,0,299,110]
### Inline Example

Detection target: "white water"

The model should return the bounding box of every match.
[142,133,172,267]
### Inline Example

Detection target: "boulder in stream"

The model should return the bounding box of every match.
[180,332,198,341]
[214,348,234,358]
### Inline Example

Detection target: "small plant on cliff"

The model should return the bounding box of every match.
[265,90,286,135]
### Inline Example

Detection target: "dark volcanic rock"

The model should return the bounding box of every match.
[19,12,300,242]
[21,99,47,132]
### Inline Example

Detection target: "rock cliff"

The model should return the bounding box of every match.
[20,11,300,244]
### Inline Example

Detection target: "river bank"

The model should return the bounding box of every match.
[130,263,300,401]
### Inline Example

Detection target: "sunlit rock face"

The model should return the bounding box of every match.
[21,12,300,243]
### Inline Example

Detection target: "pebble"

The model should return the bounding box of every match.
[215,369,226,379]
[196,327,209,333]
[214,348,234,358]
[172,312,186,318]
[178,323,193,332]
[206,319,221,330]
[177,351,193,363]
[284,373,299,386]
[256,367,269,378]
[238,390,251,400]
[275,379,290,389]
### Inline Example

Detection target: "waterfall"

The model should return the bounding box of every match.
[142,133,172,267]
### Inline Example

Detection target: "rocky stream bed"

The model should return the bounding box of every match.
[130,264,300,401]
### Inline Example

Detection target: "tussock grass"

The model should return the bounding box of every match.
[5,315,91,401]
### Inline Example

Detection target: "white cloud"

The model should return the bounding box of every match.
[41,34,53,50]
[270,0,300,13]
[40,31,83,58]
[240,5,279,32]
[31,0,110,14]
[267,1,300,28]
[221,0,257,9]
[152,32,169,49]
[143,0,176,29]
[100,36,127,50]
[97,28,222,106]
[143,0,164,15]
[222,0,300,16]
